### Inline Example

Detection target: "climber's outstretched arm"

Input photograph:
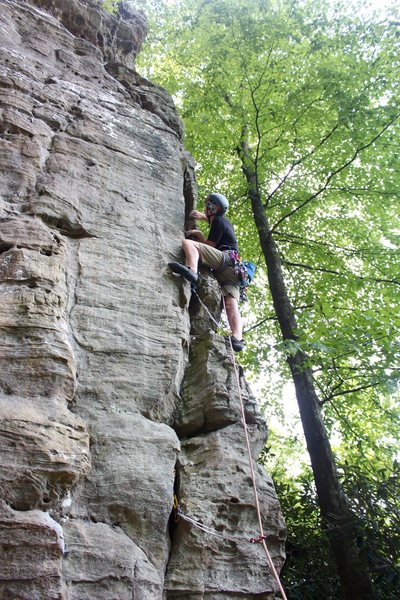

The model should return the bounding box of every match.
[185,230,217,247]
[190,210,208,221]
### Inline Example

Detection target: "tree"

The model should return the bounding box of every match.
[267,425,400,599]
[237,116,377,598]
[109,0,400,596]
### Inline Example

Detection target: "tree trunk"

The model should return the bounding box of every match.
[241,159,375,599]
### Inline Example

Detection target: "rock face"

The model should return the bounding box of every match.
[0,1,285,598]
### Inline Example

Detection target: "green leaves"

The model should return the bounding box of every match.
[109,0,400,594]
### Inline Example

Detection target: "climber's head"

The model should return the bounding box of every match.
[205,193,229,219]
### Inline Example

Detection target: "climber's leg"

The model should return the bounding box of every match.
[224,294,243,341]
[169,241,224,285]
[182,238,200,272]
[169,239,201,285]
[215,269,244,351]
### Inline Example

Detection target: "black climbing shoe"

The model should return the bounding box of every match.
[168,262,198,286]
[227,335,245,353]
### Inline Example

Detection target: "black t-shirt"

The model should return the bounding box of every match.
[207,215,239,252]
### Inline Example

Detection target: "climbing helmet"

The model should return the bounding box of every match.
[206,192,229,215]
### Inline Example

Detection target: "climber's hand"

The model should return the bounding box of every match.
[185,229,206,242]
[190,210,207,221]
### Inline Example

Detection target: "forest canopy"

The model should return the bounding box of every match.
[104,0,399,597]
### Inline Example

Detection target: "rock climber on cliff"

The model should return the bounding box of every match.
[169,193,245,353]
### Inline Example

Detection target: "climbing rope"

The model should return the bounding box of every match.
[184,285,287,598]
[222,295,288,600]
[191,287,221,330]
[173,496,271,545]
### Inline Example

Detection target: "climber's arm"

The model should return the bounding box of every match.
[190,210,208,221]
[185,229,216,247]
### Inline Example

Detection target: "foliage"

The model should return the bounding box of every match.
[340,459,400,599]
[269,446,400,599]
[132,0,400,389]
[272,467,341,599]
[101,0,119,13]
[103,0,400,595]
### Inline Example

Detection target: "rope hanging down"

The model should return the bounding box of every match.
[185,287,287,598]
[222,296,288,600]
[191,287,221,330]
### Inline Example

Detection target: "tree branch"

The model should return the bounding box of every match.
[275,231,396,257]
[283,260,400,286]
[269,113,400,234]
[320,382,379,405]
[266,120,341,207]
[243,315,277,334]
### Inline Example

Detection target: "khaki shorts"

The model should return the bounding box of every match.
[194,242,240,303]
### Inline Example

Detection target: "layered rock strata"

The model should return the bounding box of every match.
[165,280,286,599]
[0,1,285,598]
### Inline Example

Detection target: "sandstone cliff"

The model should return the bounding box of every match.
[0,1,286,598]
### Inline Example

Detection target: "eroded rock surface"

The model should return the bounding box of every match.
[164,277,286,599]
[24,0,148,68]
[0,1,285,598]
[0,502,66,599]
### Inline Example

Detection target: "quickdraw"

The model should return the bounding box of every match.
[173,495,181,523]
[250,535,268,544]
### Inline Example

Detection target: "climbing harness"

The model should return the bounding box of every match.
[215,251,256,302]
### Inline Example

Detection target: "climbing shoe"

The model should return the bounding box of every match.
[227,335,245,353]
[168,262,199,286]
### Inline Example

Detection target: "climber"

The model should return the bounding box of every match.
[169,192,245,352]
